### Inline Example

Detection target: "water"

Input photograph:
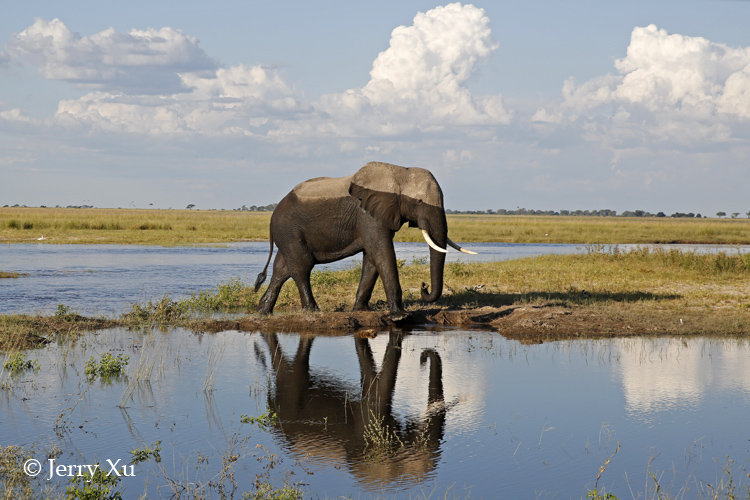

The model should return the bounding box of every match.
[2,329,749,499]
[0,242,585,316]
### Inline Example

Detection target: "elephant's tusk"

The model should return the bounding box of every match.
[421,229,448,253]
[447,238,478,255]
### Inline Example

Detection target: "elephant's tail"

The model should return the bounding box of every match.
[254,235,274,292]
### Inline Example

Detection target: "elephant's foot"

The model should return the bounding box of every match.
[352,303,372,312]
[256,305,272,316]
[389,310,411,323]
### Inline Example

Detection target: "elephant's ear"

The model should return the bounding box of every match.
[349,183,402,231]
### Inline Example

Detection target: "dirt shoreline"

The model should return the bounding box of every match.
[4,302,749,350]
[197,303,750,342]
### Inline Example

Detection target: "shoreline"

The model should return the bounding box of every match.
[3,300,749,351]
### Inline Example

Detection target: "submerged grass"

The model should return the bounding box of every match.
[4,207,750,245]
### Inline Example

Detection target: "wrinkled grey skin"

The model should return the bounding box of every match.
[255,162,449,321]
[258,332,447,483]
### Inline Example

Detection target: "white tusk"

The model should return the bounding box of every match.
[421,229,448,253]
[447,238,478,255]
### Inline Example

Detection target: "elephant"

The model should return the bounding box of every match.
[254,162,475,321]
[257,331,448,486]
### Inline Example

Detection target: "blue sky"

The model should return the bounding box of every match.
[2,0,750,215]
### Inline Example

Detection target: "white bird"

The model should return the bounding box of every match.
[37,235,45,241]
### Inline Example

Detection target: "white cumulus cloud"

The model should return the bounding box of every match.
[9,5,509,142]
[54,65,307,136]
[5,18,218,94]
[535,24,750,132]
[312,2,511,136]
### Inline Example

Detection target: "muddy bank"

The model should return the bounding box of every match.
[4,303,749,350]
[0,315,121,350]
[196,303,750,342]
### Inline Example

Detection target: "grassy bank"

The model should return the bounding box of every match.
[2,247,750,349]
[3,207,750,245]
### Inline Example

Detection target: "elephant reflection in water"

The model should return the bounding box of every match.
[258,331,447,486]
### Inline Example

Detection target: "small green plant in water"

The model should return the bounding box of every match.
[586,490,619,500]
[55,303,78,321]
[130,441,162,465]
[85,352,129,379]
[3,353,40,373]
[363,410,404,462]
[240,411,278,431]
[65,464,122,500]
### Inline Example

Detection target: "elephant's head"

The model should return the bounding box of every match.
[348,162,474,302]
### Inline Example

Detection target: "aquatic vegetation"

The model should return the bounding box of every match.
[0,445,35,499]
[240,411,279,431]
[65,464,123,500]
[84,352,129,379]
[2,352,40,373]
[55,303,79,322]
[130,441,162,465]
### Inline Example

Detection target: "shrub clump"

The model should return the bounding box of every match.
[84,352,129,379]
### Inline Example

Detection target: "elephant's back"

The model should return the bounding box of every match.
[290,174,353,201]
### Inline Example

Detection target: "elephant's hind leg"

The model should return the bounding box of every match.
[257,253,292,315]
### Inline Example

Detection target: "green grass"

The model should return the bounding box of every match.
[3,248,750,350]
[4,207,750,245]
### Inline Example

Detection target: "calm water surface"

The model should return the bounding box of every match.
[1,329,749,499]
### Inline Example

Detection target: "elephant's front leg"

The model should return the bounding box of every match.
[360,228,409,322]
[353,254,378,311]
[293,271,319,312]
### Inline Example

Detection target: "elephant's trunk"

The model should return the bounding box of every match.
[420,212,447,303]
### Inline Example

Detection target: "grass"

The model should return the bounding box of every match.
[3,247,750,351]
[4,207,750,245]
[0,207,271,245]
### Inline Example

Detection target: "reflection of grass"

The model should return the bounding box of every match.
[5,207,750,245]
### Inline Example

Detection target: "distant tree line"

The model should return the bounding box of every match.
[234,203,279,212]
[443,208,724,218]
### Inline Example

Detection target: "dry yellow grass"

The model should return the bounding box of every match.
[3,207,750,245]
[0,207,271,245]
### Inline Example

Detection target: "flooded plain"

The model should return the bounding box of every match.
[3,242,750,498]
[2,328,750,498]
